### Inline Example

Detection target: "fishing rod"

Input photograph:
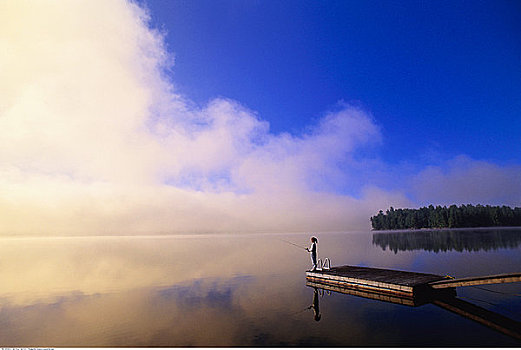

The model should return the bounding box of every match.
[278,238,308,250]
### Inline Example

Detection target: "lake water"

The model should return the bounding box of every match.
[1,228,521,346]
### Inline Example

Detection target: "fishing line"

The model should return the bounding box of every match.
[470,285,521,297]
[458,296,519,316]
[459,295,501,307]
[278,238,307,251]
[291,306,312,315]
[455,296,521,324]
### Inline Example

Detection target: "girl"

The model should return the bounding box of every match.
[306,236,318,271]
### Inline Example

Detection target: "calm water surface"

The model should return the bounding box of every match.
[1,228,521,346]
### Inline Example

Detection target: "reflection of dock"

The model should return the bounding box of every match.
[306,265,521,341]
[306,280,521,341]
[432,297,521,341]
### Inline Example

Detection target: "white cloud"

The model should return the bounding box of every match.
[0,0,403,235]
[411,155,521,207]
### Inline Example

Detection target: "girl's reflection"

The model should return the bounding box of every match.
[307,288,321,321]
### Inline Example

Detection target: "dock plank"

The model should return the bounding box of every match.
[429,272,521,289]
[309,265,446,287]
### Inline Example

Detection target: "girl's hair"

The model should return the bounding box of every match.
[311,236,318,243]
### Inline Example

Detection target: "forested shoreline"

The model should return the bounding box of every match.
[370,204,521,230]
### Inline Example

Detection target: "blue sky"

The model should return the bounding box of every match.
[144,0,521,166]
[2,0,520,234]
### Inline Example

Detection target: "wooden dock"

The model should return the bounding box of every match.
[429,272,521,289]
[306,279,521,341]
[306,280,434,306]
[306,265,521,341]
[306,265,453,300]
[306,265,521,297]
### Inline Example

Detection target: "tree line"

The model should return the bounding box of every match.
[370,204,521,230]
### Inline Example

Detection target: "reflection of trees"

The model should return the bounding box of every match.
[372,229,521,253]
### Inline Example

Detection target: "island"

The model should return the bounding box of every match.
[370,204,521,230]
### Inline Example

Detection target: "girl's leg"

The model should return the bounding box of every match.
[311,253,317,271]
